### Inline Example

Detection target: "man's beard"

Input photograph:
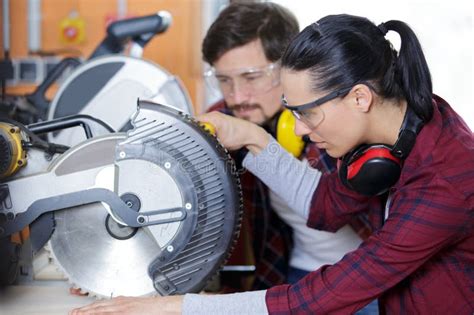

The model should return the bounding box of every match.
[228,103,271,124]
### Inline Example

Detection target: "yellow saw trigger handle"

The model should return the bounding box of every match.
[200,122,216,136]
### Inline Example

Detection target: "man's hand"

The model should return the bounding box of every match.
[69,295,183,315]
[197,111,270,155]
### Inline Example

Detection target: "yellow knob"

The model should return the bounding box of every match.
[200,122,216,135]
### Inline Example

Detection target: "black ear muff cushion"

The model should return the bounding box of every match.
[339,145,401,196]
[348,157,401,196]
[346,147,399,180]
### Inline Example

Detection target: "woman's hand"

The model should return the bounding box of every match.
[69,295,183,315]
[197,111,270,155]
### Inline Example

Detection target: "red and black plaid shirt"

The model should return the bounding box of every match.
[266,95,474,314]
[208,101,372,292]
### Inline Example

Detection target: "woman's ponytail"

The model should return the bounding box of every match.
[383,20,433,122]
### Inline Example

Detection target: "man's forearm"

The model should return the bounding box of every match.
[243,137,321,219]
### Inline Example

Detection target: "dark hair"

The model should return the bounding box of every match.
[282,14,433,122]
[202,2,299,65]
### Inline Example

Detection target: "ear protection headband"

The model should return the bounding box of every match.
[338,106,424,196]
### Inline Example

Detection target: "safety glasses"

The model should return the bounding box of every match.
[281,86,353,129]
[204,63,280,97]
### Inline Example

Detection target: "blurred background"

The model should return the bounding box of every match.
[1,0,472,128]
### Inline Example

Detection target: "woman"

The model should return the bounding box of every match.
[72,14,473,315]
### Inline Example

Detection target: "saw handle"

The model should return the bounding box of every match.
[200,122,216,136]
[89,11,172,59]
[25,57,82,116]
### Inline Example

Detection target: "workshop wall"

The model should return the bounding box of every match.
[0,0,205,113]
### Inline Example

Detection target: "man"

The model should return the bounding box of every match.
[202,1,301,292]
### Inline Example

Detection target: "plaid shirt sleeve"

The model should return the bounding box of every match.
[304,144,374,240]
[306,171,373,233]
[266,169,473,314]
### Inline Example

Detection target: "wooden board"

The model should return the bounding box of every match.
[0,283,96,315]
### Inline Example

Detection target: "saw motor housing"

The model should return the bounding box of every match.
[0,123,28,180]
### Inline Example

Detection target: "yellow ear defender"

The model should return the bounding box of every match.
[276,109,305,157]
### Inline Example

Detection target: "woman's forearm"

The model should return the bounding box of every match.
[182,290,268,315]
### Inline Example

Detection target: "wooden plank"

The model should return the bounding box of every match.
[0,283,96,315]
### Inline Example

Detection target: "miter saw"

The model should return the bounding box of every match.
[0,101,242,298]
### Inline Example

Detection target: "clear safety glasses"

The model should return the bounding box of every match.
[204,63,280,97]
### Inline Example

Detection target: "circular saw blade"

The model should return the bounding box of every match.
[49,203,162,298]
[48,136,184,298]
[45,102,242,298]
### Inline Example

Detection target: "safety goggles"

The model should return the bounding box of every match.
[204,63,280,97]
[281,86,354,129]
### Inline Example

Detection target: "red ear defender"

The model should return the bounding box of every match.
[338,106,424,196]
[338,144,401,196]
